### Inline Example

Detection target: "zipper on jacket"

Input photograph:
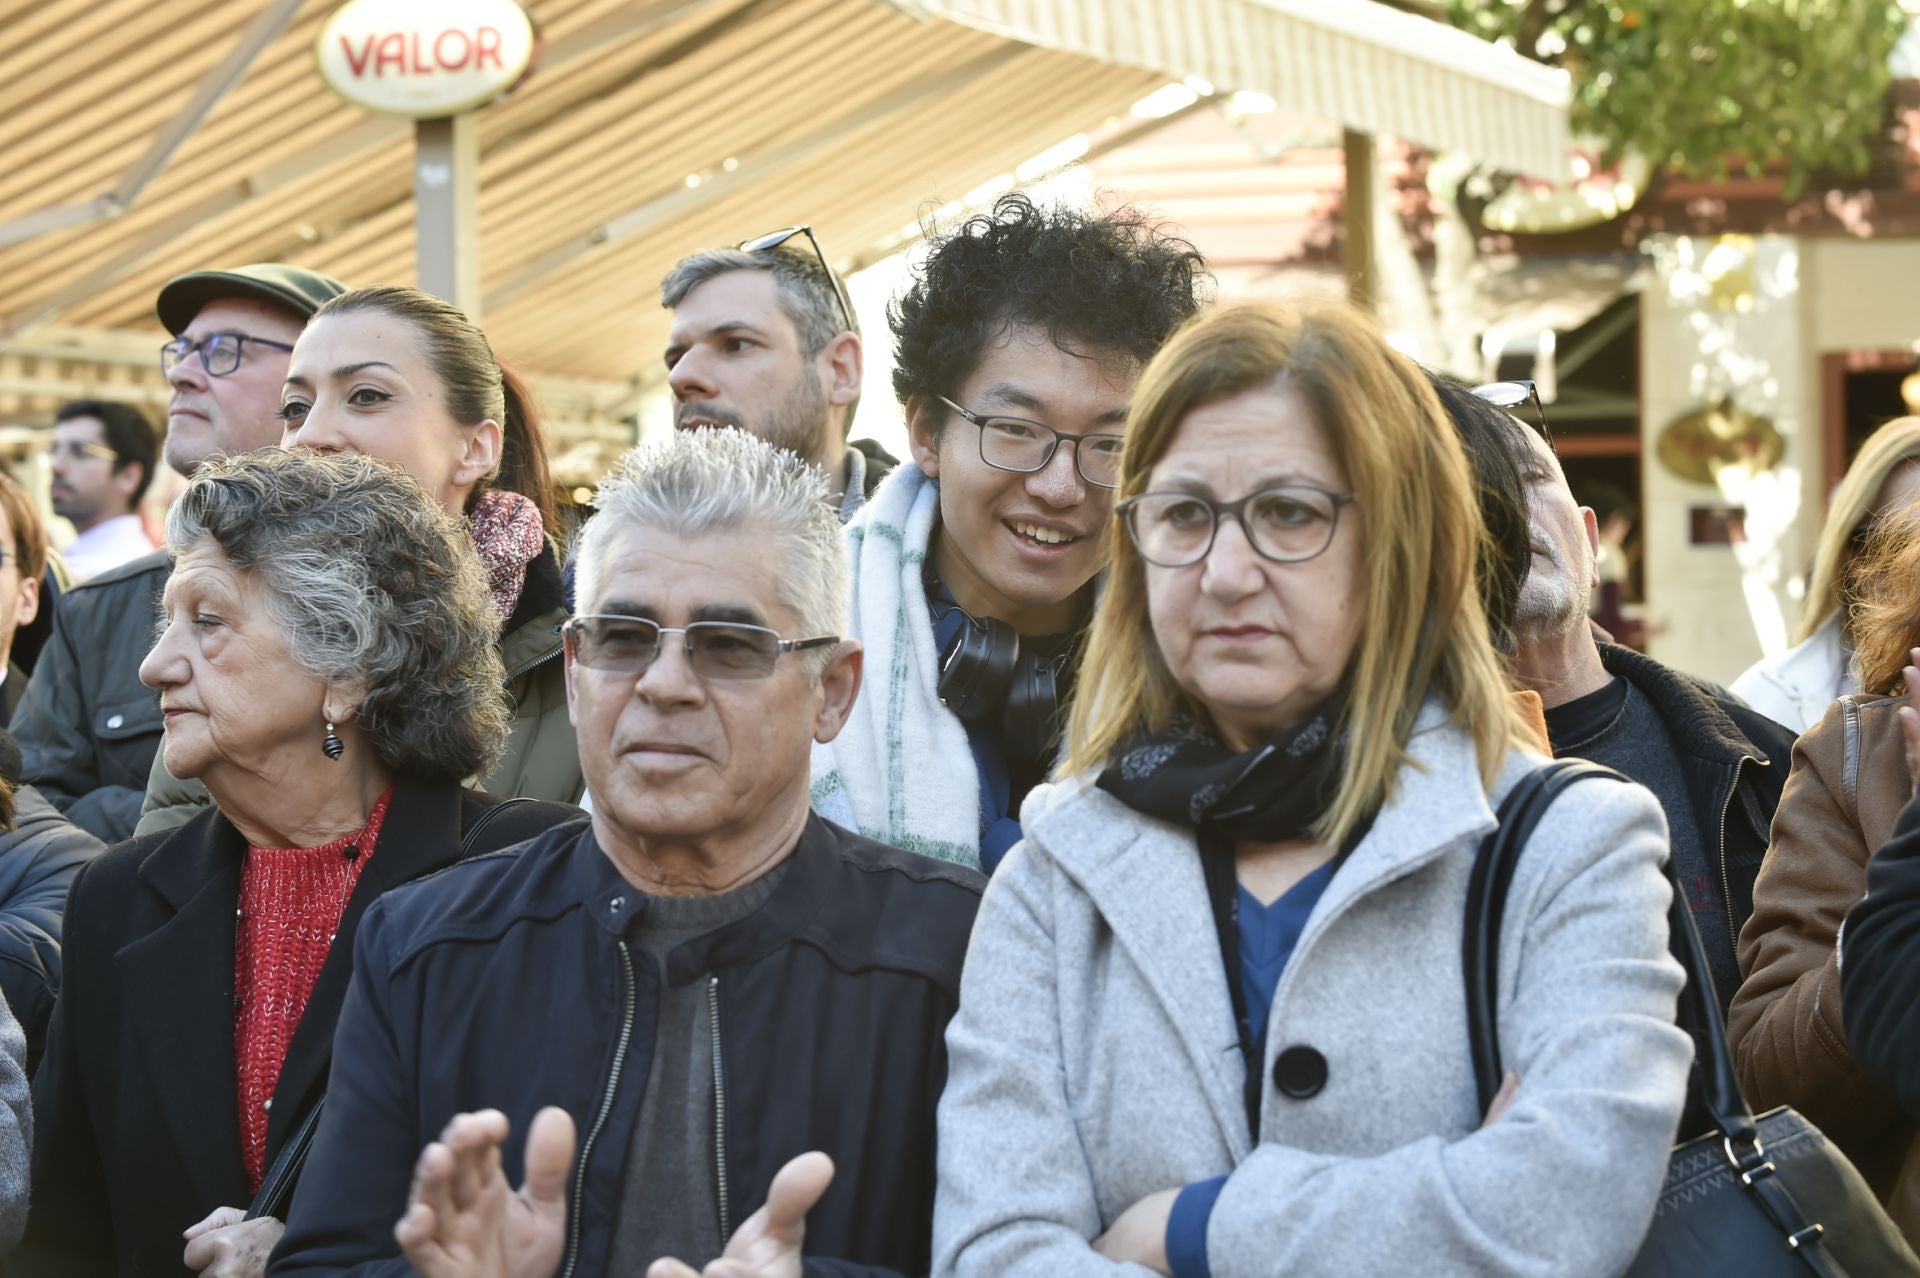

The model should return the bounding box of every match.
[1716,757,1753,954]
[561,941,637,1278]
[505,641,564,684]
[708,974,732,1243]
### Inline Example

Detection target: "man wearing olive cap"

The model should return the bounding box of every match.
[10,263,346,842]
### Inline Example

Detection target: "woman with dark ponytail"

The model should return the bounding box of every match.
[135,286,583,833]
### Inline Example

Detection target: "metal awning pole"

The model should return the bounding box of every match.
[1343,128,1378,313]
[415,114,482,319]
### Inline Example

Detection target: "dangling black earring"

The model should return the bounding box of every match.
[322,721,344,761]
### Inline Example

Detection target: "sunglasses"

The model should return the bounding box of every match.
[562,614,838,681]
[1471,379,1553,452]
[739,225,855,335]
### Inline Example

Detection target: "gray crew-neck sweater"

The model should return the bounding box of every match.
[607,860,790,1272]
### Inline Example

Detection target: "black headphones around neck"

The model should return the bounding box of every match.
[933,593,1075,770]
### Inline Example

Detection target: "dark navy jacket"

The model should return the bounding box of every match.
[270,812,984,1278]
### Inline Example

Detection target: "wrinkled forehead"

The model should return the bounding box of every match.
[579,519,791,624]
[179,296,306,346]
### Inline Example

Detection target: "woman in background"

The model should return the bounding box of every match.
[138,284,582,832]
[1731,498,1920,1243]
[1732,416,1920,731]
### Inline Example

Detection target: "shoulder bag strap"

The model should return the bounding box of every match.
[244,1096,324,1221]
[458,794,538,857]
[242,795,538,1221]
[1463,759,1630,1111]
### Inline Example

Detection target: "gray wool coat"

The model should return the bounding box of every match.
[933,708,1692,1278]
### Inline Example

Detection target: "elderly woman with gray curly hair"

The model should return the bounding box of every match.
[16,450,582,1278]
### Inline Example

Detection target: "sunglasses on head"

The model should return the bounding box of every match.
[739,225,855,335]
[1471,379,1553,452]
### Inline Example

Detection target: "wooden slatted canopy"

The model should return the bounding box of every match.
[0,0,1165,404]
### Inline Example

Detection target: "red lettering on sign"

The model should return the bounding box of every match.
[373,31,406,75]
[476,26,503,70]
[339,34,376,77]
[434,28,472,71]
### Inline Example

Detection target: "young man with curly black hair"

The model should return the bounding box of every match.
[813,193,1209,873]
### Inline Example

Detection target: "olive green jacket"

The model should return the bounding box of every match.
[134,550,581,837]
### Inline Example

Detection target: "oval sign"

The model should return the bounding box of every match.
[316,0,536,119]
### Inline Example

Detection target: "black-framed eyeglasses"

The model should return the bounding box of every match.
[160,333,296,379]
[1118,484,1357,568]
[561,614,839,681]
[739,225,855,336]
[1471,379,1553,452]
[936,395,1123,490]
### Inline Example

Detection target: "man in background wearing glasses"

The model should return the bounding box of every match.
[45,399,158,583]
[274,429,982,1278]
[811,193,1209,874]
[11,263,344,842]
[660,226,895,522]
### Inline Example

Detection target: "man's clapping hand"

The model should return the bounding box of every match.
[395,1106,575,1278]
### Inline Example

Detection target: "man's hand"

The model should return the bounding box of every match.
[395,1106,576,1278]
[1900,647,1920,796]
[646,1151,835,1278]
[1092,1187,1176,1275]
[182,1206,283,1276]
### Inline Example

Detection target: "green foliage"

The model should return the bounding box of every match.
[1449,0,1910,195]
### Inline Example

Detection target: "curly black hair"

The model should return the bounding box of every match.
[888,193,1211,409]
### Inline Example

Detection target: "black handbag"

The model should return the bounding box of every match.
[1466,760,1920,1278]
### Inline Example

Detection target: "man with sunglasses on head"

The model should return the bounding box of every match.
[661,226,895,522]
[1491,387,1793,1032]
[11,263,344,841]
[811,193,1209,874]
[272,429,982,1278]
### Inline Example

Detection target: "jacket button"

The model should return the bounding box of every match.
[106,714,124,729]
[1273,1046,1328,1099]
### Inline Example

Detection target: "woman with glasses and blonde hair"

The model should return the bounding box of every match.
[932,301,1690,1277]
[1732,416,1920,732]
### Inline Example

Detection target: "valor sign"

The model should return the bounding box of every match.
[317,0,537,118]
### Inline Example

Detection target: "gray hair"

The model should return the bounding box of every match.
[166,449,511,781]
[660,241,856,357]
[576,430,849,675]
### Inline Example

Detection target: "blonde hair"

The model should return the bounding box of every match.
[1797,415,1920,645]
[1847,499,1920,695]
[1063,302,1528,846]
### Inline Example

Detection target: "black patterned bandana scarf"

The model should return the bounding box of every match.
[1095,694,1348,843]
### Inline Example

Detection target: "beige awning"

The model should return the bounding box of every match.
[905,0,1574,179]
[0,0,1167,383]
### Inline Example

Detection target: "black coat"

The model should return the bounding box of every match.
[16,778,582,1277]
[0,785,103,1072]
[1844,793,1920,1120]
[1595,641,1796,986]
[269,813,984,1278]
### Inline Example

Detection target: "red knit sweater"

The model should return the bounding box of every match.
[233,790,391,1191]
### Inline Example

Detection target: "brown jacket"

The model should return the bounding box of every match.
[1730,693,1920,1238]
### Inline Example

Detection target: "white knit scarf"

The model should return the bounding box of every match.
[811,462,983,868]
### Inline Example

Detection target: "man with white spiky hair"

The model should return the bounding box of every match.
[273,429,984,1278]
